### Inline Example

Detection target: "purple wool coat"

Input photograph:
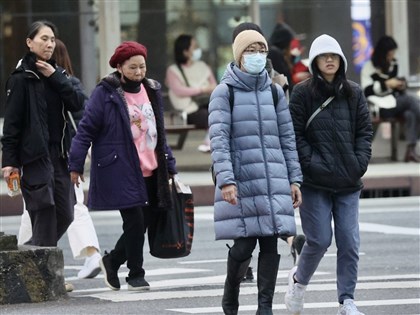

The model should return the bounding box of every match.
[68,73,176,210]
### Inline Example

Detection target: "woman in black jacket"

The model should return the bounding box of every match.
[284,34,372,315]
[1,20,84,246]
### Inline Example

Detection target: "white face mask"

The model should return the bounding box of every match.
[243,53,267,74]
[192,48,202,61]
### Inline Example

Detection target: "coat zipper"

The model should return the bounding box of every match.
[255,79,276,230]
[60,104,67,158]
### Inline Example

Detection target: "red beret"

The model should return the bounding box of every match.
[109,41,148,68]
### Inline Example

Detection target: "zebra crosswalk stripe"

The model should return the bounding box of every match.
[167,298,420,314]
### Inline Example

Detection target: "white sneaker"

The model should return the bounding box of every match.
[337,299,365,315]
[197,144,211,153]
[284,266,306,314]
[65,282,74,292]
[77,252,102,279]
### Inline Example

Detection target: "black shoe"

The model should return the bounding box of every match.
[127,276,150,291]
[291,235,306,265]
[242,266,254,282]
[100,251,120,291]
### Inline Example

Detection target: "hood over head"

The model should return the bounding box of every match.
[308,34,347,74]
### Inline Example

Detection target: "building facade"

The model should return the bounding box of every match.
[0,0,419,116]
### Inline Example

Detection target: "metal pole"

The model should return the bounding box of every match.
[97,1,120,79]
[78,0,97,94]
[249,0,260,26]
[385,0,409,77]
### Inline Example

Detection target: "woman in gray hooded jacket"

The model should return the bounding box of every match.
[209,30,302,315]
[284,34,372,315]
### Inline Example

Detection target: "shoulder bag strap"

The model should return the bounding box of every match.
[305,95,335,131]
[176,64,190,87]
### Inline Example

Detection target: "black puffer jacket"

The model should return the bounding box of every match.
[1,52,85,168]
[289,79,373,192]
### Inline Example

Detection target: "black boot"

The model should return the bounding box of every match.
[222,252,252,315]
[256,252,281,315]
[242,267,254,282]
[404,144,420,162]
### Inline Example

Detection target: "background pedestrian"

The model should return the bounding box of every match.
[166,34,217,153]
[361,35,420,162]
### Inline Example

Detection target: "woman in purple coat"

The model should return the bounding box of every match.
[69,41,177,291]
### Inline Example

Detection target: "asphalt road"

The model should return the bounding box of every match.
[0,196,419,315]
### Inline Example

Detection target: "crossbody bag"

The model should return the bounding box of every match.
[305,95,335,131]
[176,64,209,107]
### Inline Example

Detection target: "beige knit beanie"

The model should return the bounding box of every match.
[232,30,268,65]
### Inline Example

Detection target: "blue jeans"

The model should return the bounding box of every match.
[295,186,361,303]
[381,93,420,144]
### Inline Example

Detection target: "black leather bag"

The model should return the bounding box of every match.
[192,94,209,108]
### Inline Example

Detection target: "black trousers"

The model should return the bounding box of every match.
[109,172,159,280]
[230,236,278,262]
[22,145,75,246]
[187,107,208,129]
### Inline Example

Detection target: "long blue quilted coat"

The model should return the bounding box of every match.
[209,63,302,240]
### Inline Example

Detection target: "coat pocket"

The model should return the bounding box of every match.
[22,182,55,211]
[97,151,118,168]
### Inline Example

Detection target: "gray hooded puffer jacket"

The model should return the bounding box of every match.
[209,63,302,240]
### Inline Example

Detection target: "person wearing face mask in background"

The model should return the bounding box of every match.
[68,41,177,291]
[166,34,217,152]
[209,30,302,315]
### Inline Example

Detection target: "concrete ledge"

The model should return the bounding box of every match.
[0,244,67,304]
[0,163,418,215]
[0,233,18,250]
[363,175,417,192]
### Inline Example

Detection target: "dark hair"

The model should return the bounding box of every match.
[232,22,264,43]
[371,35,398,73]
[27,20,58,40]
[310,57,353,98]
[52,38,73,75]
[174,34,193,65]
[269,23,294,49]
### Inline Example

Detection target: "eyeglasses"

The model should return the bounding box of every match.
[318,53,340,61]
[243,49,268,55]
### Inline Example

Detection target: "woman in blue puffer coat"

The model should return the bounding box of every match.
[209,30,302,315]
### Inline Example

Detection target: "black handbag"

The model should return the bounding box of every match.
[191,94,209,108]
[149,179,194,258]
